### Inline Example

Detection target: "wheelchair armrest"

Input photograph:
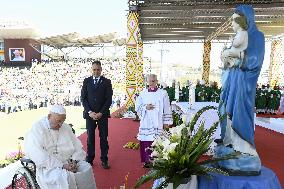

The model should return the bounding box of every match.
[20,158,34,164]
[20,157,36,170]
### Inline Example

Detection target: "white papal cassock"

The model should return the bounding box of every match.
[135,88,173,141]
[24,117,96,189]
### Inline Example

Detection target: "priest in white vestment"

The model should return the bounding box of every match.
[24,105,96,189]
[135,74,173,168]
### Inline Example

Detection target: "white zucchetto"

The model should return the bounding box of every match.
[49,104,66,114]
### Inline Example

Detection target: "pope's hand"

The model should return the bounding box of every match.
[63,162,78,173]
[69,161,78,173]
[146,104,155,110]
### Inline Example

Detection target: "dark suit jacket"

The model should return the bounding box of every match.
[81,76,113,119]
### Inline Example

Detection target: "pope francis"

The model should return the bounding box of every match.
[24,104,96,189]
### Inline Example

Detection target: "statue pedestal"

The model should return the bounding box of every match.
[198,166,282,189]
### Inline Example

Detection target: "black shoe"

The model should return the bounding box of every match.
[101,161,110,169]
[85,158,94,166]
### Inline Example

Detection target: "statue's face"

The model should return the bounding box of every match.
[232,13,240,32]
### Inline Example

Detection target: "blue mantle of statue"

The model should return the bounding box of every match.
[216,4,265,174]
[198,166,282,189]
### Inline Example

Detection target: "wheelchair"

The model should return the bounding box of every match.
[12,158,40,189]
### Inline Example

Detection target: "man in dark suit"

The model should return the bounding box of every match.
[81,60,113,169]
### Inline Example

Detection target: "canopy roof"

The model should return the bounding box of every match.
[0,20,39,39]
[36,32,126,48]
[130,0,284,42]
[0,21,127,47]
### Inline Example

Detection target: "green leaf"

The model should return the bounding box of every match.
[134,170,161,188]
[199,152,241,165]
[203,166,229,176]
[185,124,205,155]
[189,106,217,132]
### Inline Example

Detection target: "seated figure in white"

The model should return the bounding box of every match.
[24,105,96,189]
[220,13,248,86]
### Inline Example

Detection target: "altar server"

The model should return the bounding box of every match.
[135,74,173,167]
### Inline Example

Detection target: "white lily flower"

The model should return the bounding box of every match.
[150,150,159,157]
[163,152,169,160]
[163,142,179,160]
[162,138,171,149]
[179,123,186,128]
[169,126,178,136]
[182,115,187,123]
[175,125,184,136]
[152,137,163,147]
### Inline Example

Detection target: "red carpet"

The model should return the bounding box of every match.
[255,126,284,187]
[6,119,284,189]
[256,113,284,118]
[78,118,152,189]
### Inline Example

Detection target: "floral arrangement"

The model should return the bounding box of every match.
[0,137,25,168]
[0,151,25,168]
[134,106,238,189]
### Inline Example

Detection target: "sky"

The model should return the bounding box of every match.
[0,0,128,37]
[0,0,281,74]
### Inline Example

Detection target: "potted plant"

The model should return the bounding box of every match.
[134,106,238,189]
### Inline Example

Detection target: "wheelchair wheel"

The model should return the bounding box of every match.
[12,167,39,189]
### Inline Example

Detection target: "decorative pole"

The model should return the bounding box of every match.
[136,31,144,93]
[202,41,211,85]
[126,5,139,108]
[269,39,283,88]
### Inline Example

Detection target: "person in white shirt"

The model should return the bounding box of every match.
[24,104,96,189]
[135,74,173,168]
[11,49,25,61]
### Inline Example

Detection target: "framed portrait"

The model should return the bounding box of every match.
[9,48,25,62]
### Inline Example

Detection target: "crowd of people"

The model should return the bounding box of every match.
[256,84,284,114]
[0,57,126,114]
